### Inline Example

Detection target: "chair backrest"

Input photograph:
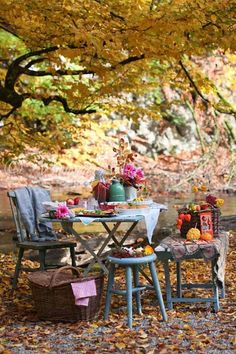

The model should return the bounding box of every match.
[7,190,28,242]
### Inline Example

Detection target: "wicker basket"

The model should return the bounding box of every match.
[28,266,104,322]
[179,206,221,238]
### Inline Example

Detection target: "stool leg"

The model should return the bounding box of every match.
[12,247,24,290]
[69,246,76,267]
[211,260,220,312]
[176,261,182,298]
[221,282,225,299]
[149,262,167,321]
[104,264,116,320]
[163,260,173,310]
[133,265,142,315]
[126,265,133,329]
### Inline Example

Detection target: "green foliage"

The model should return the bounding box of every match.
[0,1,235,164]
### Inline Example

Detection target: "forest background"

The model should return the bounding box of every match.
[0,3,235,353]
[0,0,235,193]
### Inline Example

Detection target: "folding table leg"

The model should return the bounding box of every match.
[102,221,139,247]
[62,222,116,275]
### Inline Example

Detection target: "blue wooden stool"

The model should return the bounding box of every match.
[104,253,167,329]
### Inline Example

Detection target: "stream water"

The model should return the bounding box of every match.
[0,189,235,253]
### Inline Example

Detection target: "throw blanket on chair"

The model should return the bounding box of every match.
[14,186,57,241]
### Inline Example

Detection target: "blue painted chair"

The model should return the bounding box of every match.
[104,253,167,329]
[8,190,77,290]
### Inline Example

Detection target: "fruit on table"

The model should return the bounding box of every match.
[200,232,213,241]
[184,214,191,222]
[66,198,74,205]
[206,194,217,205]
[179,213,186,220]
[215,198,224,207]
[200,203,209,210]
[186,227,201,241]
[176,218,183,230]
[144,245,154,255]
[192,185,198,193]
[73,196,80,205]
[192,204,201,211]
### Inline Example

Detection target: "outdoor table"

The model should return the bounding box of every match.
[155,233,229,311]
[39,214,144,275]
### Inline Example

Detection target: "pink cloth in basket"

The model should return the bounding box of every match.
[71,280,97,306]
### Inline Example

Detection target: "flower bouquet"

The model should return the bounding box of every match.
[107,138,147,201]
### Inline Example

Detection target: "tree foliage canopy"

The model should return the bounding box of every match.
[0,0,235,162]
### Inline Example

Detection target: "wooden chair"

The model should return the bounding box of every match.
[8,190,77,290]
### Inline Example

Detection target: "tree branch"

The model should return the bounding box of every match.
[115,54,145,67]
[42,95,97,114]
[180,60,236,119]
[179,60,209,103]
[0,106,18,121]
[23,67,95,77]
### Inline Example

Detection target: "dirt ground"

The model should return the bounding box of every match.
[0,231,235,354]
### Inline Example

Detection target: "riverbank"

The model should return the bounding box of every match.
[1,144,235,194]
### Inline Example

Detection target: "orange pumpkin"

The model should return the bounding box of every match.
[200,232,213,241]
[144,245,154,255]
[186,227,201,241]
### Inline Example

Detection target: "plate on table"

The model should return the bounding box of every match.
[75,210,116,218]
[116,208,149,215]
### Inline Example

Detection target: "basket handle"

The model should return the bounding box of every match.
[49,266,81,288]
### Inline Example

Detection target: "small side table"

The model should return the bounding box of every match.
[155,234,228,312]
[104,253,167,329]
[156,251,220,311]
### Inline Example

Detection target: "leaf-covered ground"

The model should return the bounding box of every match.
[0,232,235,354]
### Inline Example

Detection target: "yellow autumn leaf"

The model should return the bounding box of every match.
[115,342,126,349]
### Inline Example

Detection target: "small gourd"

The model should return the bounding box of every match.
[200,232,213,241]
[144,245,154,255]
[186,227,201,241]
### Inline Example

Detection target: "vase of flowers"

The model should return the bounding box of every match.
[121,163,145,201]
[107,138,147,201]
[108,179,126,202]
[124,185,137,201]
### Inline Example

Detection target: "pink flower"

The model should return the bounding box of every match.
[135,168,144,182]
[55,204,70,218]
[123,164,137,179]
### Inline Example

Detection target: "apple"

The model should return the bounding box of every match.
[178,213,186,220]
[66,198,74,206]
[184,214,191,222]
[73,196,80,205]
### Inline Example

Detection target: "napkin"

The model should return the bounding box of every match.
[71,280,97,306]
[141,207,161,243]
[75,216,101,225]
